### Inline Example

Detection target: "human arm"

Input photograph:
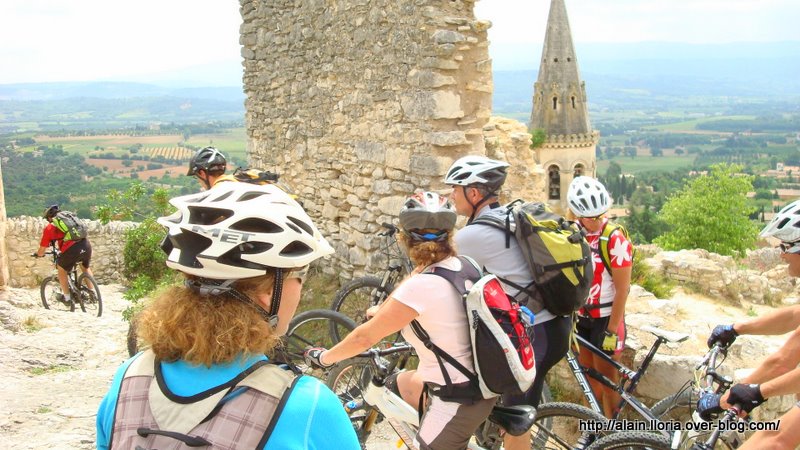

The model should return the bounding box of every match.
[319,297,418,366]
[708,305,800,348]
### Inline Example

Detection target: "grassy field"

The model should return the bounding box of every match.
[643,115,755,133]
[598,155,697,175]
[185,128,248,161]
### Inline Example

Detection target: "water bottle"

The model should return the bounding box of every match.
[345,399,364,412]
[519,305,535,327]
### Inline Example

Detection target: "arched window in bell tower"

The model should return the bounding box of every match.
[548,165,561,200]
[552,96,558,110]
[571,96,576,109]
[574,163,584,177]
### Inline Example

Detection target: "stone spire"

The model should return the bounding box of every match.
[530,0,592,136]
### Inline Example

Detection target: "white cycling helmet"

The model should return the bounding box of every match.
[444,155,509,191]
[158,182,333,280]
[760,199,800,243]
[567,176,612,218]
[399,192,457,237]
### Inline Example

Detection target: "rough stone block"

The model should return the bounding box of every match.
[425,131,469,147]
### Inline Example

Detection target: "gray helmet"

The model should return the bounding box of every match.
[187,146,227,176]
[399,192,457,240]
[444,155,509,192]
[43,204,60,220]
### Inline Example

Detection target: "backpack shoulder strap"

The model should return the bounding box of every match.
[598,222,631,275]
[469,207,515,249]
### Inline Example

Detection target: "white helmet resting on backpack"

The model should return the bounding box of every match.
[399,192,457,241]
[567,176,612,218]
[444,155,509,192]
[158,182,333,280]
[760,199,800,244]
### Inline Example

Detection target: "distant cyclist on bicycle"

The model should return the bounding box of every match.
[186,146,227,190]
[33,205,93,308]
[698,199,800,450]
[445,155,571,450]
[96,182,358,449]
[305,192,497,450]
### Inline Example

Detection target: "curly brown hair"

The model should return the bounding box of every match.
[398,231,457,268]
[136,274,280,366]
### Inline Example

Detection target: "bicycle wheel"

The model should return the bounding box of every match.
[326,358,379,445]
[40,276,74,312]
[331,276,393,322]
[275,309,357,379]
[650,390,737,450]
[530,402,610,450]
[585,431,671,450]
[77,273,103,317]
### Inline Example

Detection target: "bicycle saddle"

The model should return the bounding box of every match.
[488,404,536,437]
[640,325,690,343]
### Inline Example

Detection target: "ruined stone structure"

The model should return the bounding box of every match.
[239,0,544,276]
[3,217,136,288]
[530,0,598,213]
[0,160,8,288]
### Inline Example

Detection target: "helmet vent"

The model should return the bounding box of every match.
[210,190,235,202]
[188,207,234,226]
[169,230,213,268]
[218,242,275,270]
[238,191,270,202]
[288,217,314,236]
[279,241,313,257]
[230,218,283,233]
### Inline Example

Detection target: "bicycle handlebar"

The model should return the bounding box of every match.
[378,222,398,237]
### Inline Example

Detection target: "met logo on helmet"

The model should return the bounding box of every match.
[191,226,255,243]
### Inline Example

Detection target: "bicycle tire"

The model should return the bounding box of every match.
[326,357,380,445]
[275,309,357,379]
[650,390,737,450]
[40,276,74,312]
[330,276,392,328]
[530,402,610,450]
[585,431,671,450]
[77,273,103,317]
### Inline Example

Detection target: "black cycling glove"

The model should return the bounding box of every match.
[707,324,738,348]
[727,383,765,413]
[696,392,723,421]
[304,347,333,369]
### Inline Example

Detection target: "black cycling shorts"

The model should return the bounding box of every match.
[576,315,626,356]
[58,240,92,272]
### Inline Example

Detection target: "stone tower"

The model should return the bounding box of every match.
[530,0,598,213]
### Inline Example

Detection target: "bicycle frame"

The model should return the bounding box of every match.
[46,246,81,297]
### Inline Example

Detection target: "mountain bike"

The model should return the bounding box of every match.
[329,222,413,341]
[273,308,357,378]
[38,244,102,317]
[326,342,537,450]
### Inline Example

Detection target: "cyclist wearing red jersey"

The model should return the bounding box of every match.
[33,205,94,307]
[568,176,632,418]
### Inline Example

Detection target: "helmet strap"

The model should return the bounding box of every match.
[198,171,212,190]
[184,277,277,326]
[267,268,283,328]
[465,185,496,224]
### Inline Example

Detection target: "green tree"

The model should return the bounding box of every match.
[654,164,758,257]
[529,128,546,149]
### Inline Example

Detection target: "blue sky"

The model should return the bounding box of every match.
[0,0,797,84]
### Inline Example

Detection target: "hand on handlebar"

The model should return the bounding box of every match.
[304,347,333,369]
[727,383,764,413]
[696,392,723,421]
[31,252,41,258]
[707,324,738,349]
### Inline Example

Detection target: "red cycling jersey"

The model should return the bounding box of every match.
[40,223,76,253]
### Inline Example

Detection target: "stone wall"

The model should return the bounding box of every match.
[239,0,544,277]
[4,217,137,288]
[646,248,799,305]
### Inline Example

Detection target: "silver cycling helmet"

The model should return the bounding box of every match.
[567,176,612,218]
[444,155,509,191]
[760,199,800,243]
[399,192,457,240]
[158,182,333,280]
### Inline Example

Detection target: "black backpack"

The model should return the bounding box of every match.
[470,200,593,316]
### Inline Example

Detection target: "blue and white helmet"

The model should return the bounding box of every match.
[158,182,333,279]
[760,199,800,243]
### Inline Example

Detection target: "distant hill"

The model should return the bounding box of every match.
[0,82,244,101]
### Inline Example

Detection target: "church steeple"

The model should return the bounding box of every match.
[529,0,598,213]
[530,0,592,135]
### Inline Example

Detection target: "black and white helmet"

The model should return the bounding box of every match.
[760,199,800,243]
[187,146,227,176]
[399,192,457,240]
[444,155,509,191]
[158,182,333,280]
[567,176,612,217]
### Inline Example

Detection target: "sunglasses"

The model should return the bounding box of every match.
[579,215,603,221]
[779,242,800,254]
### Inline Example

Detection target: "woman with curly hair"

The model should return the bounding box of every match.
[96,182,358,449]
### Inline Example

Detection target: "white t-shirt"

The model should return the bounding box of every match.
[455,206,556,324]
[392,256,475,385]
